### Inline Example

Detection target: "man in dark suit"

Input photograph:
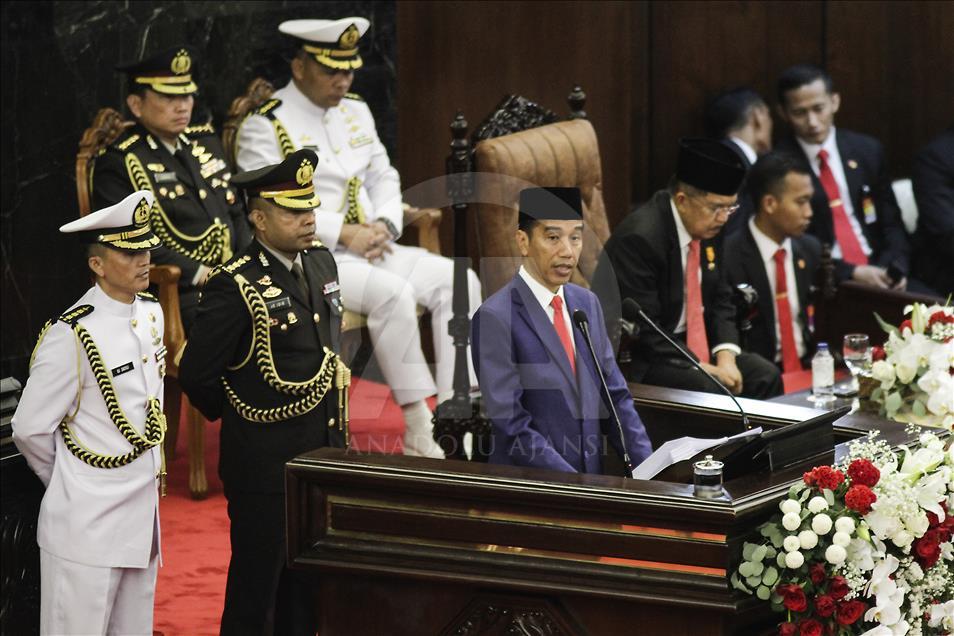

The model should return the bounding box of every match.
[724,153,822,378]
[595,138,782,400]
[472,187,653,475]
[93,46,250,330]
[774,64,918,292]
[179,150,347,635]
[911,127,954,296]
[704,87,774,236]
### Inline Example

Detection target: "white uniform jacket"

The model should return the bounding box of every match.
[12,284,165,568]
[236,80,404,250]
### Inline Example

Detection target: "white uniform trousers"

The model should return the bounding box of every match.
[337,243,481,405]
[39,548,158,636]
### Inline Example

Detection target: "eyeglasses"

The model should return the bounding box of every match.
[693,198,741,217]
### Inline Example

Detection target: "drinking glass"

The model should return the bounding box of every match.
[842,333,871,393]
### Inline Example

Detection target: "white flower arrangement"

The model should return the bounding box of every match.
[867,303,954,430]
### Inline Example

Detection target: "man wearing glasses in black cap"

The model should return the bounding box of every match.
[92,45,250,330]
[595,138,782,399]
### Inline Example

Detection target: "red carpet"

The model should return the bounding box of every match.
[154,378,411,635]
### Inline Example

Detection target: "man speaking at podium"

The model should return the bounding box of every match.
[471,187,653,474]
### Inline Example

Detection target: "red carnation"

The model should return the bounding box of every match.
[798,619,823,636]
[928,310,954,326]
[829,576,849,600]
[778,623,797,636]
[803,466,845,490]
[776,583,808,612]
[847,458,880,487]
[871,345,886,361]
[814,593,836,618]
[914,528,942,570]
[809,562,827,586]
[845,484,877,515]
[899,319,913,333]
[835,599,866,626]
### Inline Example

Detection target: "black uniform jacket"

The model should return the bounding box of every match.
[776,129,910,282]
[723,224,822,367]
[179,238,345,493]
[594,190,738,382]
[911,127,954,296]
[92,123,251,285]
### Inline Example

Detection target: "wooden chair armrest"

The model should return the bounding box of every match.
[402,205,443,255]
[149,264,185,377]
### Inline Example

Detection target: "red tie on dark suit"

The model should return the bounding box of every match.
[685,240,710,364]
[550,295,576,373]
[817,149,867,265]
[773,248,801,373]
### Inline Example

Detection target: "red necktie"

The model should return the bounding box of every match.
[817,149,867,265]
[773,248,801,373]
[685,240,710,363]
[550,295,576,374]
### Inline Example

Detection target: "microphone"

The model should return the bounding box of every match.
[572,309,634,475]
[621,298,751,432]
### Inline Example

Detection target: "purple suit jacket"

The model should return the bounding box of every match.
[471,275,653,474]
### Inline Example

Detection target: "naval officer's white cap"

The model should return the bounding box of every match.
[60,190,160,251]
[279,18,370,70]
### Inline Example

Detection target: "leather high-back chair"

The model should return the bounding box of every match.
[77,108,208,499]
[460,88,610,297]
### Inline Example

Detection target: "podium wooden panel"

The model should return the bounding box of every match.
[286,386,914,635]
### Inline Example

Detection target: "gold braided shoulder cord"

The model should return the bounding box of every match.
[341,176,366,224]
[59,323,166,469]
[272,119,295,159]
[124,153,232,266]
[220,274,348,426]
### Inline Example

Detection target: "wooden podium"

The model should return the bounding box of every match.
[286,385,913,635]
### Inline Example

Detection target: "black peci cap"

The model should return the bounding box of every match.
[518,187,583,227]
[676,137,748,196]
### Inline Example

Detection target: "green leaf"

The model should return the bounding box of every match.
[823,489,835,506]
[756,585,771,600]
[885,391,903,415]
[750,561,764,577]
[871,387,883,402]
[746,575,762,588]
[739,561,753,577]
[913,399,927,418]
[730,572,751,593]
[776,552,787,568]
[742,543,757,561]
[789,483,807,499]
[762,566,779,586]
[765,546,777,559]
[752,545,767,563]
[799,489,811,503]
[874,312,900,337]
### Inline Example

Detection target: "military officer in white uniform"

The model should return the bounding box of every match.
[236,17,482,458]
[13,190,167,635]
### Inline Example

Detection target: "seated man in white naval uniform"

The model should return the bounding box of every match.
[13,190,167,635]
[236,17,481,458]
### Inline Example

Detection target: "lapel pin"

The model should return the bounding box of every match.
[847,159,858,169]
[798,258,806,270]
[257,275,272,286]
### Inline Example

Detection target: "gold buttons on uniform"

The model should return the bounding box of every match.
[159,187,168,197]
[131,319,138,327]
[149,313,156,322]
[333,147,341,154]
[199,189,207,199]
[313,313,320,323]
[328,418,336,427]
[142,355,148,364]
[280,324,288,332]
[175,184,185,196]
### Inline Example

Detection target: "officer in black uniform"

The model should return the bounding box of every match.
[179,149,347,635]
[92,45,250,330]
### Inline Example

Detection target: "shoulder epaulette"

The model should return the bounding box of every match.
[116,134,141,151]
[178,132,192,145]
[223,254,252,275]
[344,92,364,102]
[59,304,94,325]
[254,99,283,119]
[185,122,215,136]
[136,291,159,302]
[310,239,325,250]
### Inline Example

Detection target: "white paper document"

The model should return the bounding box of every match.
[630,427,763,480]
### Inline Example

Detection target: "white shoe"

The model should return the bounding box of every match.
[402,401,445,459]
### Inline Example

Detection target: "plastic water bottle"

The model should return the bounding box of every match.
[812,343,835,404]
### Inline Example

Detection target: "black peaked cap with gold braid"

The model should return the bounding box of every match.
[116,45,198,95]
[231,149,321,211]
[279,18,370,70]
[60,190,161,251]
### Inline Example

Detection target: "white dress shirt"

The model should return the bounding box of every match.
[748,217,806,360]
[518,265,575,350]
[669,200,740,356]
[796,127,872,259]
[729,136,758,165]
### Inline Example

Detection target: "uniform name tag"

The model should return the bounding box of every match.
[266,297,292,311]
[111,362,134,377]
[153,171,178,184]
[322,281,340,295]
